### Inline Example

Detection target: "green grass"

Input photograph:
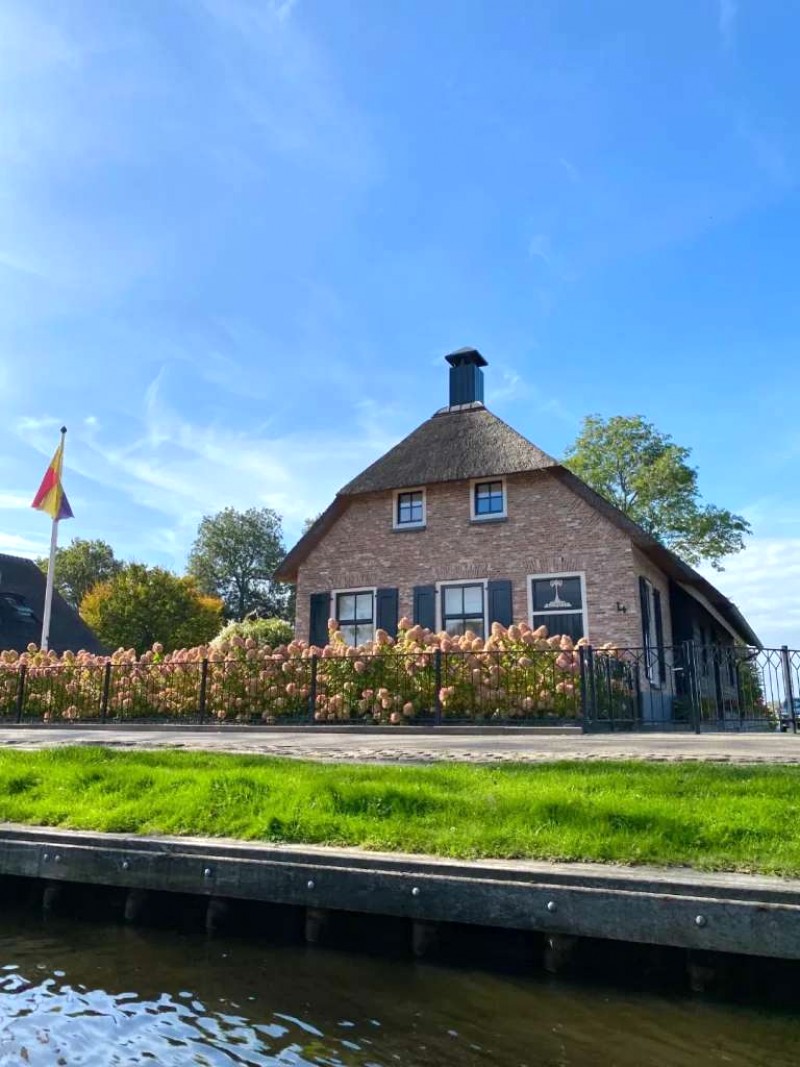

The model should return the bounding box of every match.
[0,747,797,876]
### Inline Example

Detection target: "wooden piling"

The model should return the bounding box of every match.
[543,933,578,975]
[206,897,230,935]
[411,920,439,958]
[305,907,329,944]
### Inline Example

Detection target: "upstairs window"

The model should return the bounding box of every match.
[442,582,485,638]
[471,479,506,520]
[335,590,375,647]
[530,574,586,642]
[394,489,425,528]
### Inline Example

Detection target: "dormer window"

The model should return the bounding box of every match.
[471,478,507,521]
[393,488,426,529]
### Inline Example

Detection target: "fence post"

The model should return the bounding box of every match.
[308,655,318,723]
[14,665,26,724]
[586,646,597,726]
[781,646,796,735]
[198,659,209,724]
[434,649,442,725]
[100,663,111,723]
[579,645,589,732]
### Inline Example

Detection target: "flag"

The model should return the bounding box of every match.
[31,436,74,521]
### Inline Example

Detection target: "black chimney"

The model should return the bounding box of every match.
[445,347,487,406]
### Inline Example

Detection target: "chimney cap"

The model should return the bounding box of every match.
[445,346,488,368]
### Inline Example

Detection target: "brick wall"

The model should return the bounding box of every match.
[293,470,671,648]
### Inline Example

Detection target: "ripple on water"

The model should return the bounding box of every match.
[0,914,798,1066]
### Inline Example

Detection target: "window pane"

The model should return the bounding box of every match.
[337,594,355,622]
[443,586,463,616]
[340,624,357,647]
[532,611,584,641]
[355,593,373,620]
[446,620,466,636]
[355,624,374,646]
[462,584,483,615]
[532,576,582,613]
[464,618,484,638]
[475,481,503,514]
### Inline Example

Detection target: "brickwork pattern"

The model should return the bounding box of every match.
[295,471,661,648]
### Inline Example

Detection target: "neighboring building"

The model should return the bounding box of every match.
[0,553,105,654]
[275,349,759,679]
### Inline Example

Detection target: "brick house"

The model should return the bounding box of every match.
[275,349,758,686]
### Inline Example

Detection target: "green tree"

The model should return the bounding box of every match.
[37,538,122,610]
[187,507,288,620]
[564,415,751,570]
[81,564,223,653]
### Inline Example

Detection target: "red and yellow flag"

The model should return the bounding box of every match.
[31,435,74,521]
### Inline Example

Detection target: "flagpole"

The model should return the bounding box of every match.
[40,426,67,652]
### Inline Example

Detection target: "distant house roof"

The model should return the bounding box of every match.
[0,554,106,654]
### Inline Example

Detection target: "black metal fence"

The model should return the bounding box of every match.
[0,643,798,731]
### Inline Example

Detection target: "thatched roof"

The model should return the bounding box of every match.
[339,405,557,495]
[0,553,106,654]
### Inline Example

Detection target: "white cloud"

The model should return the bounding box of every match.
[704,535,800,651]
[0,493,31,510]
[0,532,47,557]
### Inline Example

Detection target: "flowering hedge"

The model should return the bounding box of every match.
[0,618,623,724]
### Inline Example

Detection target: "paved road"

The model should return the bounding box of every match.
[0,726,798,763]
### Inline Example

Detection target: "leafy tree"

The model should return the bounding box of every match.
[187,507,288,620]
[37,538,122,610]
[564,415,751,570]
[81,564,223,653]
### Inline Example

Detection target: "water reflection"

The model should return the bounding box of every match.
[0,912,798,1065]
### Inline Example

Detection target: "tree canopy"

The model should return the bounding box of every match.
[563,415,751,570]
[37,538,122,610]
[80,564,223,653]
[187,507,288,620]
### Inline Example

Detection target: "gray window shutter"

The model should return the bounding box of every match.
[376,587,399,637]
[639,576,651,650]
[309,592,330,647]
[653,587,666,677]
[487,579,513,628]
[413,584,436,631]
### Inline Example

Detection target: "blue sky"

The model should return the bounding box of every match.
[1,0,798,647]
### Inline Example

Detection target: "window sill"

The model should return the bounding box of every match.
[392,524,427,533]
[469,516,508,525]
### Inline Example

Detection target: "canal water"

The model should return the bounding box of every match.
[0,907,798,1066]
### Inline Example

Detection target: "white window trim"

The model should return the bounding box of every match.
[436,578,489,636]
[527,571,589,642]
[330,586,378,644]
[470,476,507,521]
[392,487,427,530]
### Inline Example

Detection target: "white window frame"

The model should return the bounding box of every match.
[470,477,507,521]
[330,586,378,647]
[527,571,588,642]
[436,578,489,637]
[392,487,426,530]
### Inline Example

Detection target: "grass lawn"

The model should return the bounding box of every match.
[0,747,797,876]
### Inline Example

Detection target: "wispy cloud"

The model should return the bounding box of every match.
[718,0,738,51]
[0,532,46,558]
[0,493,31,510]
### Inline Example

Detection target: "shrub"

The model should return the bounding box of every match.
[0,620,616,724]
[212,617,294,649]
